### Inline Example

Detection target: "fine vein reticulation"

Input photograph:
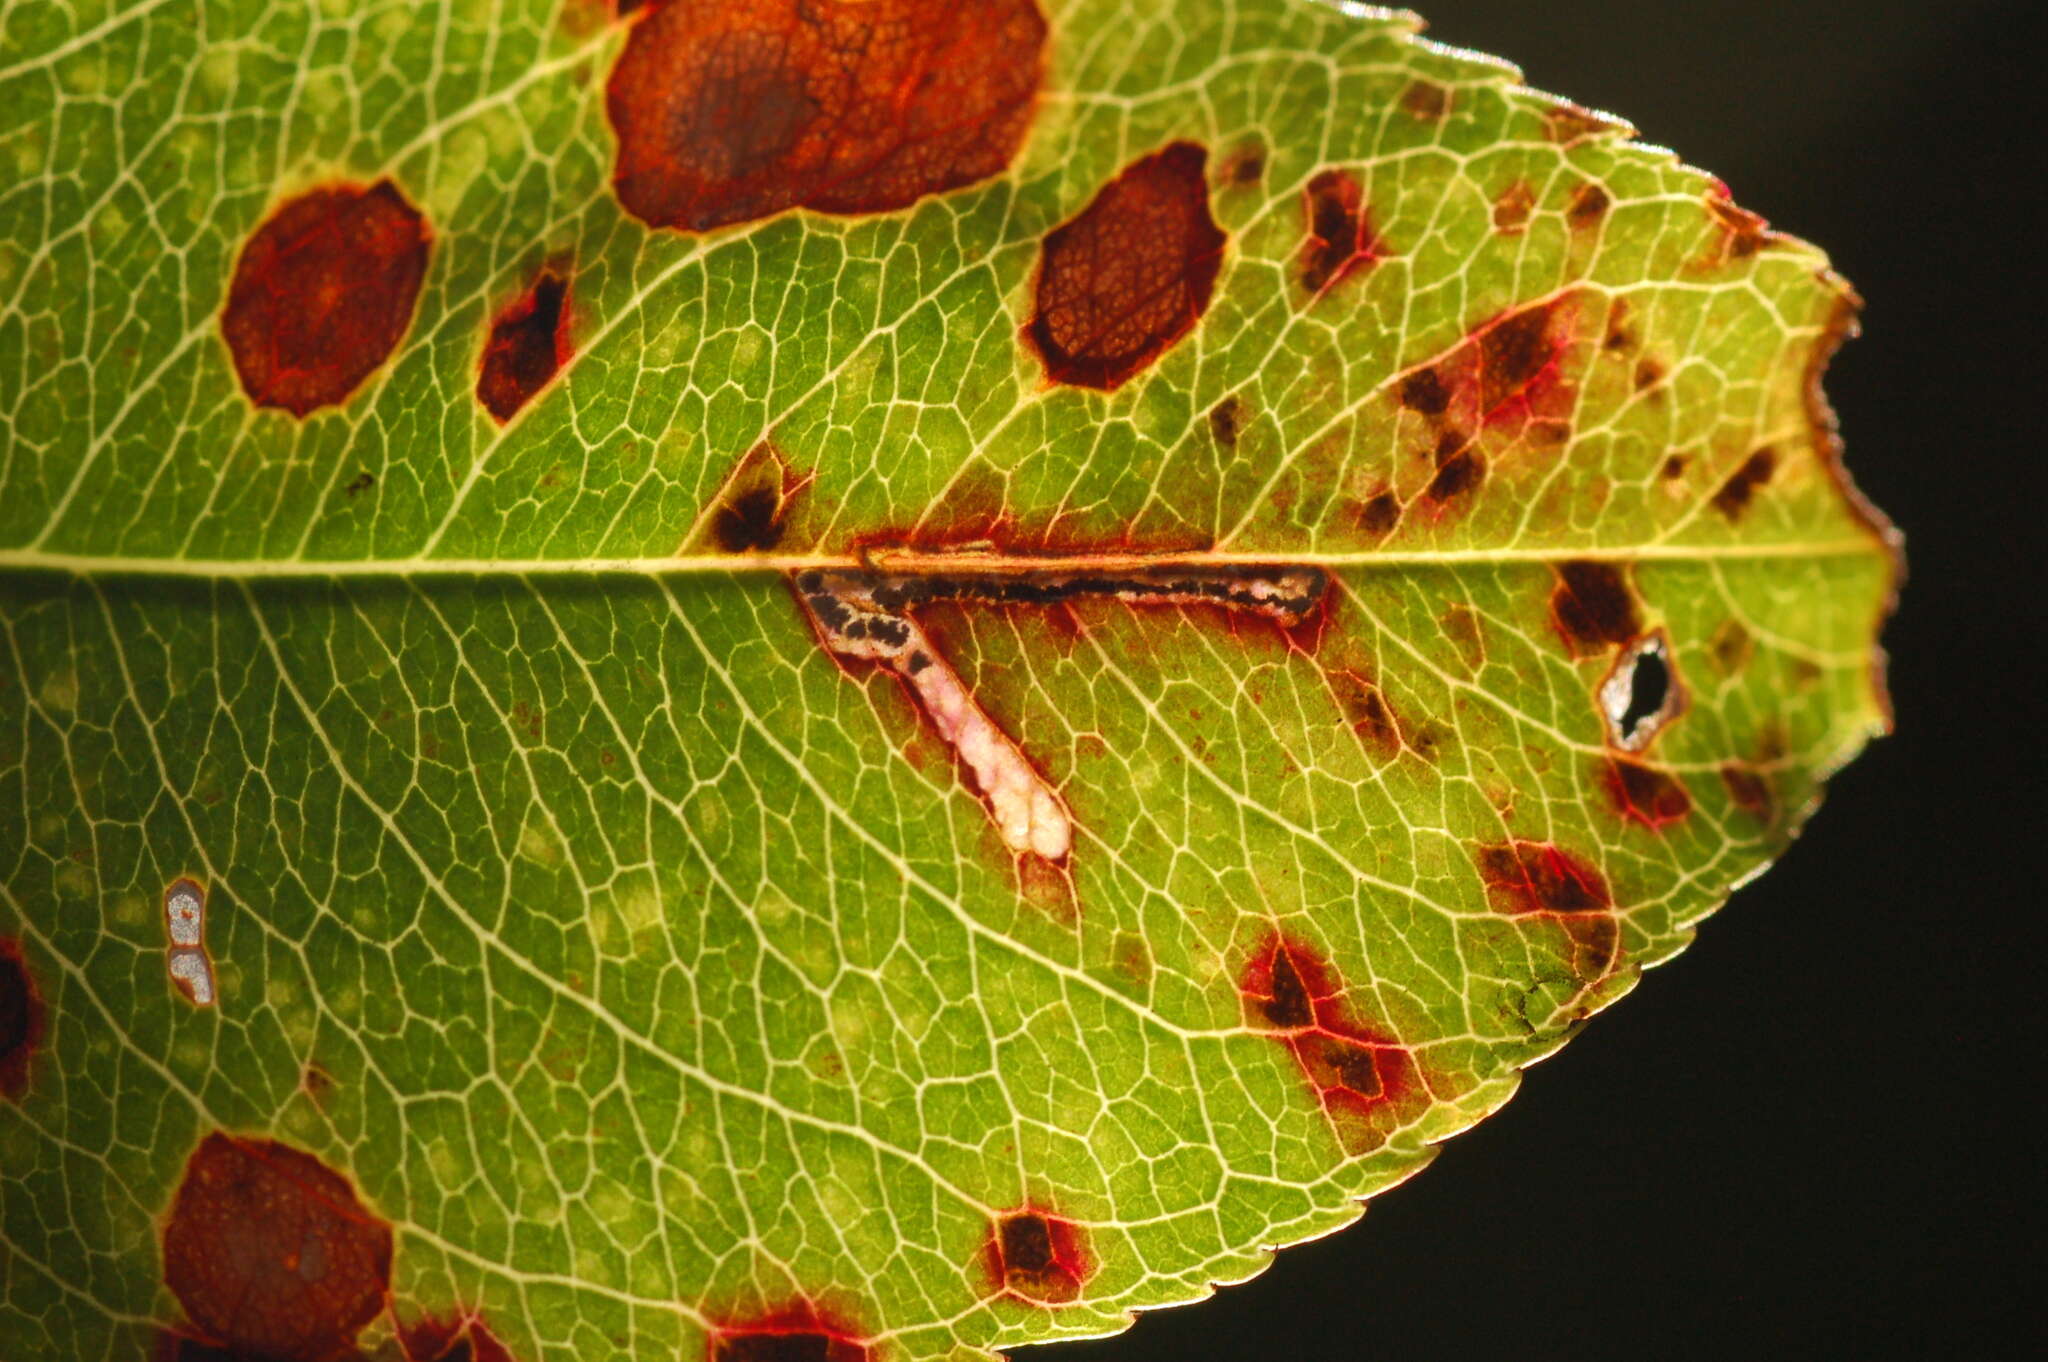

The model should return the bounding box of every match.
[0,2,1896,1361]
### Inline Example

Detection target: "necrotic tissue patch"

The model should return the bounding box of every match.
[164,879,216,1007]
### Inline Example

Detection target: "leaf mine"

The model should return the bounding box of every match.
[163,878,216,1008]
[1025,141,1228,390]
[220,181,431,417]
[0,937,44,1102]
[798,558,1326,862]
[477,259,575,423]
[605,0,1046,232]
[161,1133,393,1362]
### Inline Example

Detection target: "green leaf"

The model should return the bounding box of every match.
[0,2,1896,1360]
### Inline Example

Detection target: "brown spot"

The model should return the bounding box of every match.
[988,1209,1093,1305]
[1543,102,1623,145]
[1659,453,1687,479]
[1550,560,1638,653]
[1474,840,1610,914]
[1208,395,1242,448]
[1327,668,1401,761]
[300,1063,334,1105]
[1567,183,1610,230]
[714,487,784,552]
[1478,306,1559,415]
[607,0,1044,232]
[1602,299,1635,351]
[1220,142,1265,185]
[1397,367,1449,416]
[1635,358,1665,392]
[477,260,574,423]
[342,472,375,497]
[1025,142,1227,391]
[1712,447,1777,520]
[1708,618,1752,676]
[1705,186,1770,259]
[1299,169,1387,297]
[1720,762,1775,825]
[1239,936,1426,1147]
[1355,490,1400,536]
[1,937,44,1102]
[1492,179,1535,233]
[162,1133,393,1361]
[1604,757,1693,830]
[1400,80,1449,119]
[710,1306,868,1362]
[1423,447,1483,502]
[221,181,431,417]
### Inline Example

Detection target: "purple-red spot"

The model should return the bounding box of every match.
[1604,757,1693,830]
[1550,560,1639,654]
[1240,936,1425,1147]
[161,1133,393,1362]
[1299,169,1388,298]
[1472,841,1622,985]
[985,1209,1093,1305]
[221,181,431,417]
[1713,447,1777,520]
[709,1304,869,1362]
[1026,141,1226,391]
[478,261,574,423]
[0,937,43,1102]
[606,0,1045,232]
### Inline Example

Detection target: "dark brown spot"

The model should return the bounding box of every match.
[1397,367,1449,416]
[606,0,1046,232]
[1423,448,1482,501]
[162,1133,393,1361]
[1635,358,1665,392]
[342,472,375,497]
[1567,182,1610,229]
[1259,938,1314,1029]
[1221,143,1265,185]
[477,261,574,423]
[711,1307,868,1362]
[221,181,430,417]
[1712,447,1777,520]
[1430,429,1468,467]
[1550,560,1639,652]
[1604,757,1693,830]
[1492,179,1535,233]
[0,937,44,1102]
[1356,490,1400,536]
[1025,142,1227,391]
[1299,169,1387,297]
[1400,80,1449,119]
[1208,395,1242,448]
[1473,841,1611,915]
[1720,762,1775,824]
[1478,305,1559,415]
[713,486,785,552]
[990,1210,1091,1304]
[1659,453,1687,479]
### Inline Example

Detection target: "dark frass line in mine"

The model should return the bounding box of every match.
[795,561,1331,861]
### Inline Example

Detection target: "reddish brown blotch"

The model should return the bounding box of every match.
[606,0,1046,232]
[1025,141,1227,391]
[0,936,44,1102]
[1603,756,1693,830]
[1550,560,1639,654]
[1472,841,1622,985]
[1720,762,1776,825]
[477,259,575,423]
[983,1208,1094,1305]
[221,181,431,417]
[707,1301,870,1362]
[160,1133,393,1362]
[1299,168,1390,298]
[1240,934,1426,1146]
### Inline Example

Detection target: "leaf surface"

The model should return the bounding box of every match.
[0,2,1896,1359]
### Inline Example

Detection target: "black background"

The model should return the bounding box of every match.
[1024,2,2030,1358]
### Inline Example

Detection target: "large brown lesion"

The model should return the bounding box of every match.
[606,0,1047,232]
